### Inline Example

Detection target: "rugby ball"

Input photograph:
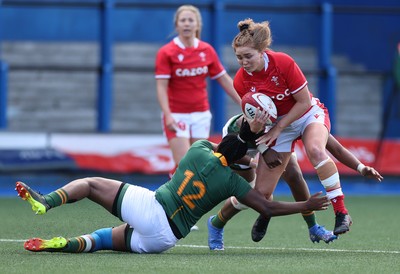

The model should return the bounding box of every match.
[241,92,277,125]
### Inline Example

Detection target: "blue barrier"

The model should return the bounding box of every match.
[0,0,337,134]
[318,3,337,134]
[209,0,226,132]
[1,173,399,197]
[0,61,8,129]
[0,1,399,134]
[97,0,114,132]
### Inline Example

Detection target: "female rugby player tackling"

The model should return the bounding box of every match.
[16,119,330,254]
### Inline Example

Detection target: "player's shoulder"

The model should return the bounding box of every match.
[266,50,295,63]
[265,50,295,67]
[191,139,212,150]
[157,40,178,54]
[197,40,216,52]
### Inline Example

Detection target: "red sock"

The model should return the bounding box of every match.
[330,195,348,214]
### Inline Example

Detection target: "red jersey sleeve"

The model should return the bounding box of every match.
[275,52,307,94]
[199,41,226,79]
[155,45,172,79]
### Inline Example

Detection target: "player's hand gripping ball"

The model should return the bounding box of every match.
[241,92,277,125]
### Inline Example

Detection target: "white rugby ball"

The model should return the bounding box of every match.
[241,92,277,125]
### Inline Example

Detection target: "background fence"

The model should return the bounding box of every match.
[0,0,399,137]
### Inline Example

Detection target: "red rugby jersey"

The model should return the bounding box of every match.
[234,50,314,117]
[155,37,226,113]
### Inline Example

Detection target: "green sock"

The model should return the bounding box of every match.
[211,211,227,229]
[302,212,317,228]
[62,237,87,253]
[44,189,69,208]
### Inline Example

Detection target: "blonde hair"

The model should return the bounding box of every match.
[232,18,272,52]
[174,5,203,39]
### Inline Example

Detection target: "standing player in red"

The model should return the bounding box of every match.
[213,18,353,242]
[155,5,240,176]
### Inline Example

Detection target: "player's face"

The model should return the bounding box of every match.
[176,10,198,39]
[235,46,264,73]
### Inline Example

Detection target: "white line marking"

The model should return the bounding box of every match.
[176,244,400,254]
[2,239,398,254]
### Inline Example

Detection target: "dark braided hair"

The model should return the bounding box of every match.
[216,119,261,165]
[216,133,248,165]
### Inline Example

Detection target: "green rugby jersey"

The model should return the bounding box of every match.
[224,113,242,134]
[155,140,252,238]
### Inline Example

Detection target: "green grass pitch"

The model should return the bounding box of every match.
[1,196,399,274]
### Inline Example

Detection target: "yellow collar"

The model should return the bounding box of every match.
[213,152,228,166]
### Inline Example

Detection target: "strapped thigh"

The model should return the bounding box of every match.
[112,183,129,221]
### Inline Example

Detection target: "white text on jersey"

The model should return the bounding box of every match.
[175,66,208,77]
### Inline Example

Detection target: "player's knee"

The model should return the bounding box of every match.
[315,157,339,188]
[255,187,273,199]
[307,146,328,165]
[91,227,113,251]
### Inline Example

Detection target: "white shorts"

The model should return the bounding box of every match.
[162,110,212,140]
[273,104,330,153]
[120,185,178,253]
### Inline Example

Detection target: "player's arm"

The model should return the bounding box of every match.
[277,86,311,129]
[239,189,329,218]
[242,109,283,168]
[256,87,311,147]
[241,112,283,168]
[156,78,177,132]
[235,155,257,169]
[215,73,241,105]
[326,134,383,182]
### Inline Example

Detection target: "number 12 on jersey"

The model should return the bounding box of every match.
[176,170,206,209]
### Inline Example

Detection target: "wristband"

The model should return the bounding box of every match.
[357,163,365,174]
[257,143,269,155]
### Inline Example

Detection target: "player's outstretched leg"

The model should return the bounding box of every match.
[207,215,224,250]
[24,227,116,253]
[251,214,271,242]
[15,181,69,215]
[334,212,353,235]
[24,237,67,252]
[309,224,337,244]
[15,181,51,215]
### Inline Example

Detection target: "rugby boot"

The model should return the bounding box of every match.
[333,212,353,235]
[251,214,270,242]
[15,181,50,215]
[24,237,67,252]
[309,224,337,243]
[207,216,224,250]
